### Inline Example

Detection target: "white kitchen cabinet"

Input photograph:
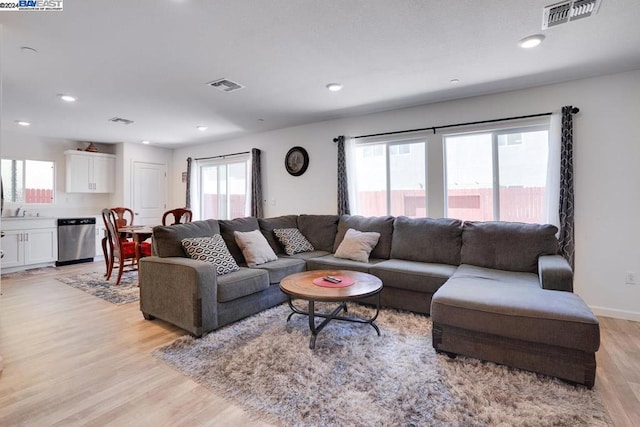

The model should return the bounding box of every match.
[0,218,58,272]
[65,150,115,193]
[94,218,106,258]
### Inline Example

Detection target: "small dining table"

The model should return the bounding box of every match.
[118,225,154,265]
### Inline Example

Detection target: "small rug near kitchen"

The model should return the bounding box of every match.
[155,304,611,427]
[56,271,139,305]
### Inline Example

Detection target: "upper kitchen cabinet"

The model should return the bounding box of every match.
[65,150,115,193]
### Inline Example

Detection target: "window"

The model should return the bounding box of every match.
[1,158,55,204]
[195,155,250,220]
[444,124,549,223]
[350,138,427,217]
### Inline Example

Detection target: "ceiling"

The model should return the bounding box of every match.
[1,0,639,148]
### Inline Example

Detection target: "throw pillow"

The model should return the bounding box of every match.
[234,229,278,267]
[334,228,380,263]
[273,228,315,255]
[181,235,240,276]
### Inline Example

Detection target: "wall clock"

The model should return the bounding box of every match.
[285,146,309,176]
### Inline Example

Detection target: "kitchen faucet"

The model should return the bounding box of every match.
[15,207,21,217]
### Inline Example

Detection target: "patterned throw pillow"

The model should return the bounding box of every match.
[181,235,240,276]
[273,228,315,255]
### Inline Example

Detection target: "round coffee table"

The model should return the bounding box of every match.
[280,270,383,349]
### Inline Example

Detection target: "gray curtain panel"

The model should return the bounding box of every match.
[336,135,350,215]
[185,157,192,209]
[559,106,576,269]
[251,148,263,218]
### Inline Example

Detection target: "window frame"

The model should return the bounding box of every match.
[443,122,549,222]
[0,158,56,205]
[352,136,428,217]
[193,154,251,220]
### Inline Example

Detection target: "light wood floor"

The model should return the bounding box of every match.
[0,262,638,426]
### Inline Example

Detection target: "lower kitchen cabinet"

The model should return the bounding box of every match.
[1,219,58,272]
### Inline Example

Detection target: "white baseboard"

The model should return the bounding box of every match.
[589,305,640,322]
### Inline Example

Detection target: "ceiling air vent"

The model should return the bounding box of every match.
[542,0,601,29]
[207,78,245,93]
[109,117,134,125]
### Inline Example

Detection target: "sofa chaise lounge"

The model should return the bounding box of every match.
[139,214,600,387]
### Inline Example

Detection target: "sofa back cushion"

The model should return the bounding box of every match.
[333,215,394,260]
[258,215,299,254]
[218,217,260,264]
[152,219,220,258]
[298,214,339,252]
[460,221,559,273]
[391,216,462,265]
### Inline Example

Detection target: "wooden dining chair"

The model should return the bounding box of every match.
[111,207,134,228]
[162,208,193,226]
[101,208,151,285]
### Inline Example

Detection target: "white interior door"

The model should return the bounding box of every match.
[132,161,166,226]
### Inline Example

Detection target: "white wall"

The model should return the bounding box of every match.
[117,142,172,209]
[171,69,640,321]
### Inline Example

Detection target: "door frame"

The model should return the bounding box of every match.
[131,160,167,226]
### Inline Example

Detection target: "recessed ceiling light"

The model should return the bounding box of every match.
[58,94,77,102]
[518,34,545,49]
[196,126,208,131]
[141,140,150,145]
[15,120,31,126]
[326,83,343,92]
[450,79,461,84]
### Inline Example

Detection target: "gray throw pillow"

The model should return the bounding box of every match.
[334,228,380,263]
[181,235,240,275]
[273,228,315,255]
[234,229,278,267]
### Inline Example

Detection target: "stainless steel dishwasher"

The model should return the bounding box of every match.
[56,217,96,266]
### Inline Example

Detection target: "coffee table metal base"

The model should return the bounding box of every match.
[286,293,381,349]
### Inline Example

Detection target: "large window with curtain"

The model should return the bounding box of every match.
[194,154,251,220]
[350,137,427,217]
[444,124,549,223]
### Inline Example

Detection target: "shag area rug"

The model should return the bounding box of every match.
[56,271,139,304]
[155,304,611,427]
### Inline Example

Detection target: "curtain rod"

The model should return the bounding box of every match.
[333,108,579,142]
[194,151,250,161]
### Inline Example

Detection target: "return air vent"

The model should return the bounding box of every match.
[207,78,245,93]
[542,0,601,29]
[108,117,134,125]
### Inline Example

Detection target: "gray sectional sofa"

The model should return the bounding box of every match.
[139,214,600,387]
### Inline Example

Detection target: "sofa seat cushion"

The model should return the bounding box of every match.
[217,267,270,303]
[282,250,330,260]
[451,264,541,287]
[370,259,456,293]
[252,256,306,284]
[305,254,384,273]
[431,266,600,352]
